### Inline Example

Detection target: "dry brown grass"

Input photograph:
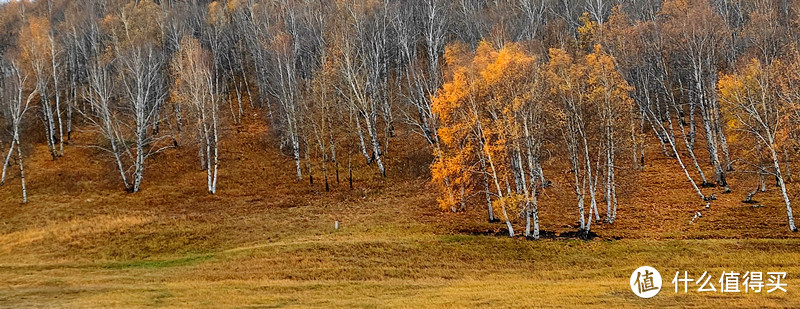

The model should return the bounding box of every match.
[0,112,799,307]
[1,237,798,308]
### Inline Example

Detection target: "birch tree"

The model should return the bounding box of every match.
[19,17,61,160]
[0,60,36,203]
[433,41,548,238]
[718,58,796,232]
[172,36,220,194]
[117,44,173,193]
[336,0,391,177]
[661,0,732,191]
[98,0,173,193]
[547,47,599,236]
[392,0,447,146]
[585,44,634,224]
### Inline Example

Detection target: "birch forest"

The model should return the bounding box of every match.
[2,0,800,239]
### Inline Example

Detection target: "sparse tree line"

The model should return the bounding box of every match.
[0,0,798,236]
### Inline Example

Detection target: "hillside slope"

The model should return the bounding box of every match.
[0,114,798,307]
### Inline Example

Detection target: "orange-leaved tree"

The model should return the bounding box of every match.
[719,57,797,232]
[433,41,547,239]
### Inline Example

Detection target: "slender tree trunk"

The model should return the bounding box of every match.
[478,148,494,222]
[68,69,76,141]
[203,114,213,193]
[712,97,731,171]
[580,130,599,224]
[608,125,619,223]
[768,144,797,231]
[530,184,540,239]
[364,111,385,177]
[651,106,707,201]
[321,149,329,191]
[51,37,64,157]
[327,113,339,184]
[483,129,513,237]
[305,139,313,185]
[689,99,697,148]
[14,130,26,203]
[744,179,760,203]
[354,112,371,164]
[569,145,586,230]
[348,154,353,189]
[53,79,63,157]
[290,120,302,181]
[700,95,727,190]
[630,110,639,170]
[211,103,219,194]
[132,121,146,193]
[673,103,709,186]
[41,94,57,160]
[1,139,15,186]
[198,124,206,170]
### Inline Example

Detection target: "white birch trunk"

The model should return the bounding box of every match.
[1,139,15,186]
[14,130,26,203]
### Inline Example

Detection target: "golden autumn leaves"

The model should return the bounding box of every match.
[431,40,634,223]
[432,41,540,213]
[718,53,800,231]
[718,55,800,148]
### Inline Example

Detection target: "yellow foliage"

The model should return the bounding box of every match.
[716,57,800,155]
[577,12,598,51]
[432,40,544,212]
[586,44,634,119]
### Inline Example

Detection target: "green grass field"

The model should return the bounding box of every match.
[1,120,799,308]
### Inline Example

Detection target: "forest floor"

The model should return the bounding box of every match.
[1,114,799,308]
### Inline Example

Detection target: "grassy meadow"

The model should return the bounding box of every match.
[1,117,799,308]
